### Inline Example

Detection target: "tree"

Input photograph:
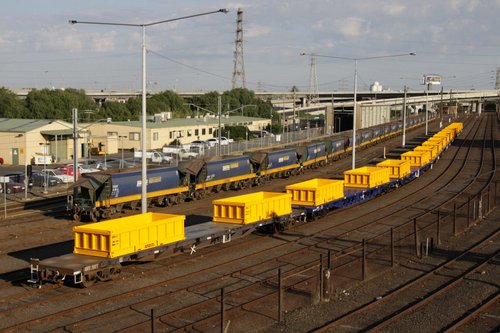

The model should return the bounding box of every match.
[24,88,96,120]
[0,87,29,118]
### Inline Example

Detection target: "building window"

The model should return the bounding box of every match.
[202,128,206,135]
[107,131,118,137]
[169,131,174,139]
[209,128,213,135]
[153,132,159,141]
[195,129,199,136]
[187,129,192,137]
[129,132,140,141]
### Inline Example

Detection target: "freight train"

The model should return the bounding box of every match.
[30,122,463,287]
[69,116,432,222]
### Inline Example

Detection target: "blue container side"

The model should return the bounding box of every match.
[267,148,298,169]
[206,156,252,181]
[110,167,180,198]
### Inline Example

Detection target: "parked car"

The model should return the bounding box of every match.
[77,163,101,174]
[40,169,73,183]
[2,172,32,187]
[206,138,219,147]
[0,173,26,194]
[97,158,137,170]
[55,165,81,177]
[207,137,233,146]
[30,172,61,187]
[251,130,274,138]
[190,140,210,148]
[220,137,234,145]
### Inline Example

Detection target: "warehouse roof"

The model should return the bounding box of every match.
[0,118,72,133]
[84,116,267,128]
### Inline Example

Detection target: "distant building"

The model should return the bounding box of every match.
[370,81,383,92]
[0,118,87,165]
[82,115,270,152]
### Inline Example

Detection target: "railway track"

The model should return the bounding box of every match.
[312,229,499,333]
[0,114,497,332]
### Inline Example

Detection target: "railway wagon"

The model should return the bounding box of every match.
[249,148,300,179]
[70,166,188,221]
[73,213,185,258]
[324,137,347,161]
[296,142,327,168]
[401,150,432,168]
[344,166,391,191]
[414,145,438,160]
[213,192,292,224]
[180,156,255,197]
[376,159,411,179]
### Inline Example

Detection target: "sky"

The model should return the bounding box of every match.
[1,0,499,93]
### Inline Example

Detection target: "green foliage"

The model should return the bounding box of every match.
[0,87,275,125]
[99,102,133,122]
[25,88,96,121]
[169,139,181,146]
[185,88,273,119]
[0,87,29,118]
[223,126,248,141]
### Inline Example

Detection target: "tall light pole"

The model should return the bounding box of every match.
[300,52,415,169]
[69,9,228,213]
[217,94,222,156]
[402,86,407,147]
[425,89,429,135]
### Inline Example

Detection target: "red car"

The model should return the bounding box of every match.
[55,165,81,177]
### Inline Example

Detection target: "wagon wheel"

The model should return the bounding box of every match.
[129,201,139,210]
[213,184,223,193]
[81,274,96,288]
[176,193,186,204]
[164,197,172,207]
[89,211,98,222]
[116,204,124,213]
[195,190,206,199]
[110,266,122,280]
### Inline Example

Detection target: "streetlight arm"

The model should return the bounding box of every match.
[144,9,229,26]
[69,8,229,27]
[301,52,416,61]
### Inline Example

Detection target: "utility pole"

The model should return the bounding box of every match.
[402,86,407,147]
[308,53,319,104]
[232,8,246,89]
[72,108,78,183]
[217,94,222,156]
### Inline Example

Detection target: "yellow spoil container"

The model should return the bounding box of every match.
[401,150,431,167]
[414,145,437,159]
[433,133,450,146]
[376,159,411,179]
[213,192,292,224]
[443,126,458,137]
[423,139,443,153]
[435,130,454,143]
[344,166,390,189]
[445,122,463,134]
[73,213,185,258]
[286,178,344,207]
